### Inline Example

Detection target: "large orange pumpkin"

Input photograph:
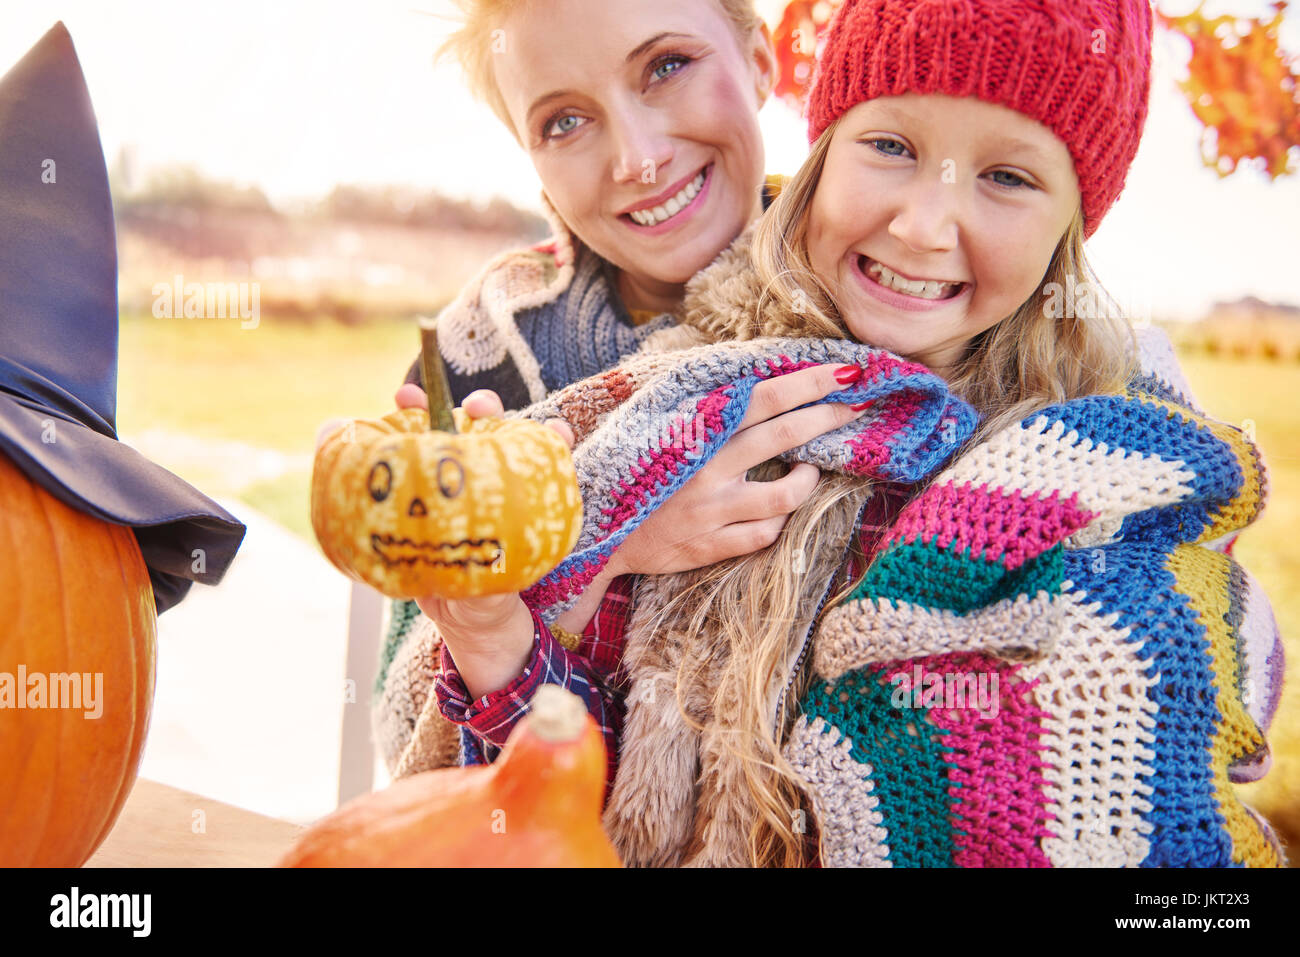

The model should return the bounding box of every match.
[0,450,156,866]
[279,685,620,867]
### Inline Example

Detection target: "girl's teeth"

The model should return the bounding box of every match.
[867,260,959,300]
[629,168,708,227]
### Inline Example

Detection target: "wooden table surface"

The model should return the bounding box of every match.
[84,778,309,868]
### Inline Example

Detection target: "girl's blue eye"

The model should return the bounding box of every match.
[989,169,1030,189]
[869,138,909,157]
[651,55,689,82]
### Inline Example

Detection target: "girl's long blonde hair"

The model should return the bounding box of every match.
[645,115,1141,867]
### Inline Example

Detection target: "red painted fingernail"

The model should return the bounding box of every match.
[850,401,872,411]
[834,365,863,384]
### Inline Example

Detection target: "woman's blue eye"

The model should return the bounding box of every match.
[989,169,1030,188]
[545,114,583,139]
[869,138,909,157]
[651,55,689,81]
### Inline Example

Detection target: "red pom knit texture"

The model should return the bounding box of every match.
[806,0,1153,237]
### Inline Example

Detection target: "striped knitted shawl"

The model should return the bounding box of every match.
[504,230,1285,868]
[784,377,1286,868]
[515,340,979,625]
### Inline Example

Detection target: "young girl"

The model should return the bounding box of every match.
[372,0,876,778]
[444,0,1285,867]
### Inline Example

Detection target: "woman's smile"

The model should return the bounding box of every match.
[620,162,712,234]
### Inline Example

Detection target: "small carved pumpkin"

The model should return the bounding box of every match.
[311,405,582,600]
[278,685,621,867]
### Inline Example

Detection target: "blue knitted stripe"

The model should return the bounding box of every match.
[1128,371,1195,409]
[766,363,975,482]
[1034,395,1241,544]
[872,381,981,483]
[1062,546,1232,866]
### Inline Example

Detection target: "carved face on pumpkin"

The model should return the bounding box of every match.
[312,407,582,600]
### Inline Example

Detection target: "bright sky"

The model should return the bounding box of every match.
[3,0,1298,319]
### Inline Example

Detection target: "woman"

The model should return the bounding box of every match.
[373,0,866,778]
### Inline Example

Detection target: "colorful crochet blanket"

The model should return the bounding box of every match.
[512,339,1285,866]
[783,376,1286,867]
[509,339,979,625]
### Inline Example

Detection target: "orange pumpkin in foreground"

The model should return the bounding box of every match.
[279,685,620,867]
[0,451,157,866]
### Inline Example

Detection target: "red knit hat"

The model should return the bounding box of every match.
[806,0,1153,237]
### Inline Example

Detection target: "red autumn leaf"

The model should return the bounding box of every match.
[772,0,844,111]
[1157,1,1300,178]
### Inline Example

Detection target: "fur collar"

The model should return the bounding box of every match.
[599,224,879,867]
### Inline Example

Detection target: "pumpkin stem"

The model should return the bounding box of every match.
[527,686,588,743]
[419,317,458,434]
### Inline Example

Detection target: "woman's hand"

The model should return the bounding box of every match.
[605,363,870,578]
[394,383,574,446]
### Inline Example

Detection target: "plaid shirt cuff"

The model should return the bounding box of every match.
[434,603,625,793]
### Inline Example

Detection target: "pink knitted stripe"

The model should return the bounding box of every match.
[753,353,930,384]
[521,556,604,610]
[881,482,1097,569]
[596,386,734,533]
[755,356,817,377]
[855,351,933,383]
[883,653,1054,868]
[843,388,926,474]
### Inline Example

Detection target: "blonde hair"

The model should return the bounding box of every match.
[642,114,1140,867]
[436,0,765,142]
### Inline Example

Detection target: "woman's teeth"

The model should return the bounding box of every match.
[864,257,962,300]
[629,169,706,227]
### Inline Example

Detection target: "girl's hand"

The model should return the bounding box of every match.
[606,363,870,578]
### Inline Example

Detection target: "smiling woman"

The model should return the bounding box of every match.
[374,0,830,783]
[488,0,774,313]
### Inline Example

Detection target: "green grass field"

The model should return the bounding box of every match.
[116,314,420,540]
[116,317,1300,852]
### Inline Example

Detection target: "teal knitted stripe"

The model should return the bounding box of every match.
[850,541,1064,613]
[802,668,955,867]
[374,598,423,696]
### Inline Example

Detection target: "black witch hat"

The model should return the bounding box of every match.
[0,22,245,614]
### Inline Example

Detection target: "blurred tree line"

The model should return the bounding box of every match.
[109,151,546,237]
